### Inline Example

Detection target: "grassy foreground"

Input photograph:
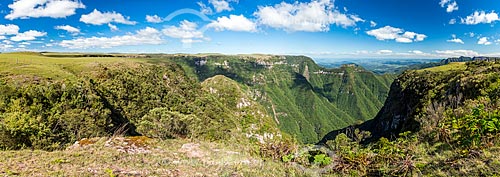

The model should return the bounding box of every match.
[0,136,302,176]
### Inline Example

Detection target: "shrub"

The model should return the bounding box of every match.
[136,108,195,139]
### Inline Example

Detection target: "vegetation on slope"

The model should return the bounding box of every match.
[160,54,395,143]
[312,61,500,176]
[0,53,282,150]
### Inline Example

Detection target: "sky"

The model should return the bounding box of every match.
[0,0,499,58]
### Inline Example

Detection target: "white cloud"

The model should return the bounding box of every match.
[468,32,475,37]
[208,15,257,32]
[108,23,118,31]
[446,1,458,13]
[254,0,361,32]
[439,0,450,7]
[435,50,479,57]
[396,37,413,43]
[80,9,137,25]
[461,11,499,25]
[350,15,365,23]
[0,24,20,35]
[198,2,214,15]
[376,50,393,54]
[410,50,423,54]
[3,40,13,45]
[439,0,458,13]
[0,44,14,50]
[146,15,163,23]
[11,30,46,41]
[59,27,163,49]
[447,37,464,44]
[162,20,206,44]
[478,37,492,45]
[367,26,401,40]
[366,26,426,43]
[5,0,85,20]
[370,21,377,27]
[55,25,80,34]
[210,0,232,13]
[449,18,456,24]
[415,34,426,41]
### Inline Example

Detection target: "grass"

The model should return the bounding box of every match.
[0,53,145,80]
[0,136,301,176]
[419,62,466,72]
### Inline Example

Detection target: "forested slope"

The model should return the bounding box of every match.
[162,54,395,143]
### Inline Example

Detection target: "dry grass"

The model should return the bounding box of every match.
[0,137,301,176]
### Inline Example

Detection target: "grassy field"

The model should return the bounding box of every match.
[418,62,466,72]
[0,52,148,80]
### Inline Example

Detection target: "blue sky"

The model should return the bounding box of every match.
[0,0,499,58]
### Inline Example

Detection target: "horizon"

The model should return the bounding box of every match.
[0,0,499,58]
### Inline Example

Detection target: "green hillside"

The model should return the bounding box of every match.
[0,53,282,150]
[158,54,395,143]
[317,61,500,176]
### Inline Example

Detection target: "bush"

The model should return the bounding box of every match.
[137,108,195,139]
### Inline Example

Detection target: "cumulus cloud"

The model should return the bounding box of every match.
[447,38,464,44]
[366,26,426,43]
[55,25,80,34]
[207,15,257,32]
[478,37,492,45]
[146,15,163,23]
[254,0,361,32]
[461,11,499,25]
[0,24,20,35]
[446,2,458,13]
[446,34,464,44]
[439,0,458,13]
[11,30,47,41]
[198,2,214,15]
[5,0,85,20]
[80,9,137,25]
[162,20,206,44]
[439,0,450,7]
[59,27,163,49]
[210,0,233,13]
